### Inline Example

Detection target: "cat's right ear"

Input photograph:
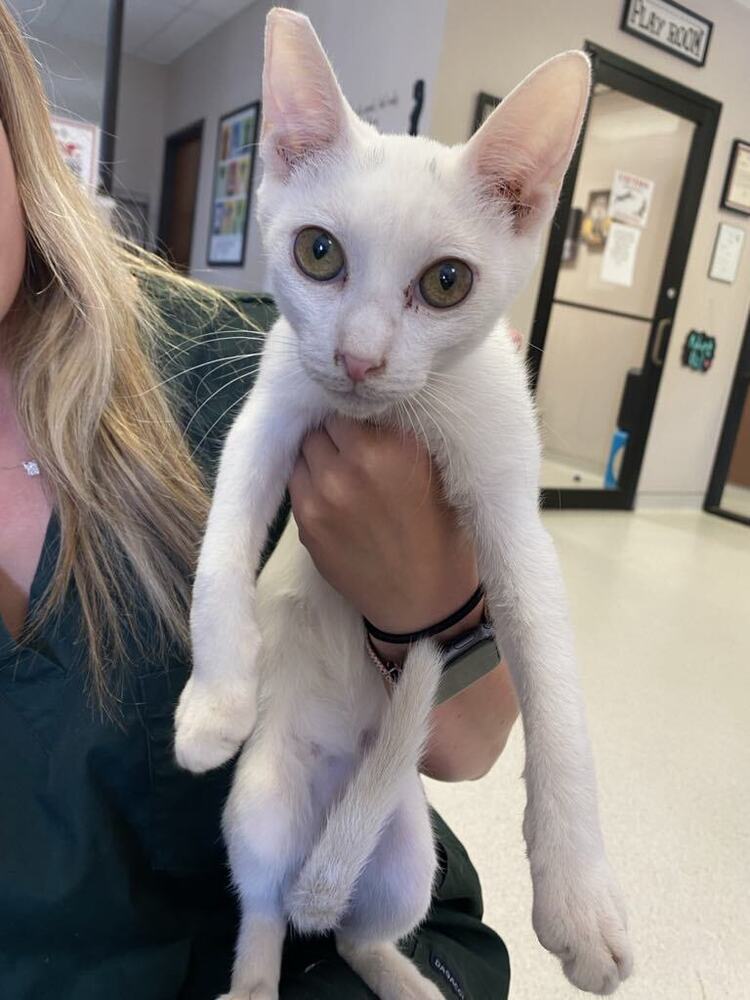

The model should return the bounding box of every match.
[462,51,591,233]
[261,8,352,179]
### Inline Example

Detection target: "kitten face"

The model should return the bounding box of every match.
[258,133,539,417]
[257,9,590,418]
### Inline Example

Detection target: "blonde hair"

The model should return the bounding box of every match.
[0,4,244,707]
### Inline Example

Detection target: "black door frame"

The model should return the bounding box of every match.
[704,312,750,527]
[157,119,205,266]
[528,43,721,511]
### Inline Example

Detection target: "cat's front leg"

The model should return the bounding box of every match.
[175,346,323,774]
[477,498,632,994]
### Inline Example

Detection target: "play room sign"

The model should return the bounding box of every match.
[620,0,713,67]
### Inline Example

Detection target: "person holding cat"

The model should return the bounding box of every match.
[0,4,517,998]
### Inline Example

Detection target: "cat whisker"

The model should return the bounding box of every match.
[133,354,262,397]
[190,369,262,456]
[184,366,259,436]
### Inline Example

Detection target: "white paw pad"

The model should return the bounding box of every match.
[174,677,257,773]
[532,861,633,995]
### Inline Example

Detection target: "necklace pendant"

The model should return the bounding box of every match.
[22,461,40,477]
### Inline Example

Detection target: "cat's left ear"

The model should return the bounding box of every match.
[462,51,591,232]
[261,8,353,179]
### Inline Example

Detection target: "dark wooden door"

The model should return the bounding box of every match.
[158,121,203,271]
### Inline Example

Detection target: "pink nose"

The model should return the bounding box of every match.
[337,352,385,383]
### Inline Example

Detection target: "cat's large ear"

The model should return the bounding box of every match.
[261,7,352,179]
[462,52,590,232]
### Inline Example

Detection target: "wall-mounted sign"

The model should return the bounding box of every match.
[620,0,713,67]
[682,330,715,372]
[709,222,745,284]
[51,114,100,189]
[207,102,260,268]
[720,139,750,216]
[608,170,654,228]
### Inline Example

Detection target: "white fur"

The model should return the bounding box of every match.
[175,9,632,999]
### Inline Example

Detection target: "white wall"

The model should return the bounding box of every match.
[26,29,167,238]
[431,0,750,507]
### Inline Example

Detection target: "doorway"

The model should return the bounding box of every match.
[528,45,721,510]
[157,120,204,271]
[705,314,750,526]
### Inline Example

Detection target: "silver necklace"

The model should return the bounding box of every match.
[0,460,40,476]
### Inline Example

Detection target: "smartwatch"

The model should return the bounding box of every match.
[436,619,500,704]
[366,619,501,704]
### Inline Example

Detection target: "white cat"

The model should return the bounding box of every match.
[175,8,632,999]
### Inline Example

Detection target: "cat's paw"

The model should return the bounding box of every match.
[286,864,351,934]
[531,855,633,995]
[174,676,257,773]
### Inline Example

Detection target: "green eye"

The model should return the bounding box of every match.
[418,259,473,309]
[293,227,345,281]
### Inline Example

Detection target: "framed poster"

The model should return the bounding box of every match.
[708,223,745,283]
[720,139,750,216]
[50,114,100,189]
[207,102,260,267]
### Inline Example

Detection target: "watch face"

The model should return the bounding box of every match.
[437,634,500,705]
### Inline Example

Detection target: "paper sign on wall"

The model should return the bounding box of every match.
[600,222,641,286]
[708,223,745,283]
[608,170,654,228]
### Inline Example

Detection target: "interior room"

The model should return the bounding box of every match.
[2,2,749,999]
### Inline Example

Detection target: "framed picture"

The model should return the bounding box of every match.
[720,139,750,216]
[50,114,100,189]
[471,92,501,135]
[580,190,611,251]
[207,102,260,267]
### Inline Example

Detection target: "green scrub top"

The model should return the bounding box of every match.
[0,284,510,1000]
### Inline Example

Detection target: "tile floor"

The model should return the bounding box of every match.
[426,510,749,1000]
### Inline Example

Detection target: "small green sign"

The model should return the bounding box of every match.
[682,329,715,372]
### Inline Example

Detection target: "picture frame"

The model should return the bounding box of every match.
[471,92,501,135]
[50,114,100,189]
[720,139,750,216]
[207,101,260,268]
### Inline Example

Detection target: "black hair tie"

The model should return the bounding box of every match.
[363,584,485,644]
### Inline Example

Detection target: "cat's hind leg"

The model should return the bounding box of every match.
[335,777,441,1000]
[220,736,313,1000]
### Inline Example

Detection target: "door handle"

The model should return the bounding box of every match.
[651,317,672,367]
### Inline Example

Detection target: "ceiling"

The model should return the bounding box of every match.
[13,0,257,64]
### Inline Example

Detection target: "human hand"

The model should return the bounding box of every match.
[288,417,481,653]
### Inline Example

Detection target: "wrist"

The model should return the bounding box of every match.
[370,598,485,666]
